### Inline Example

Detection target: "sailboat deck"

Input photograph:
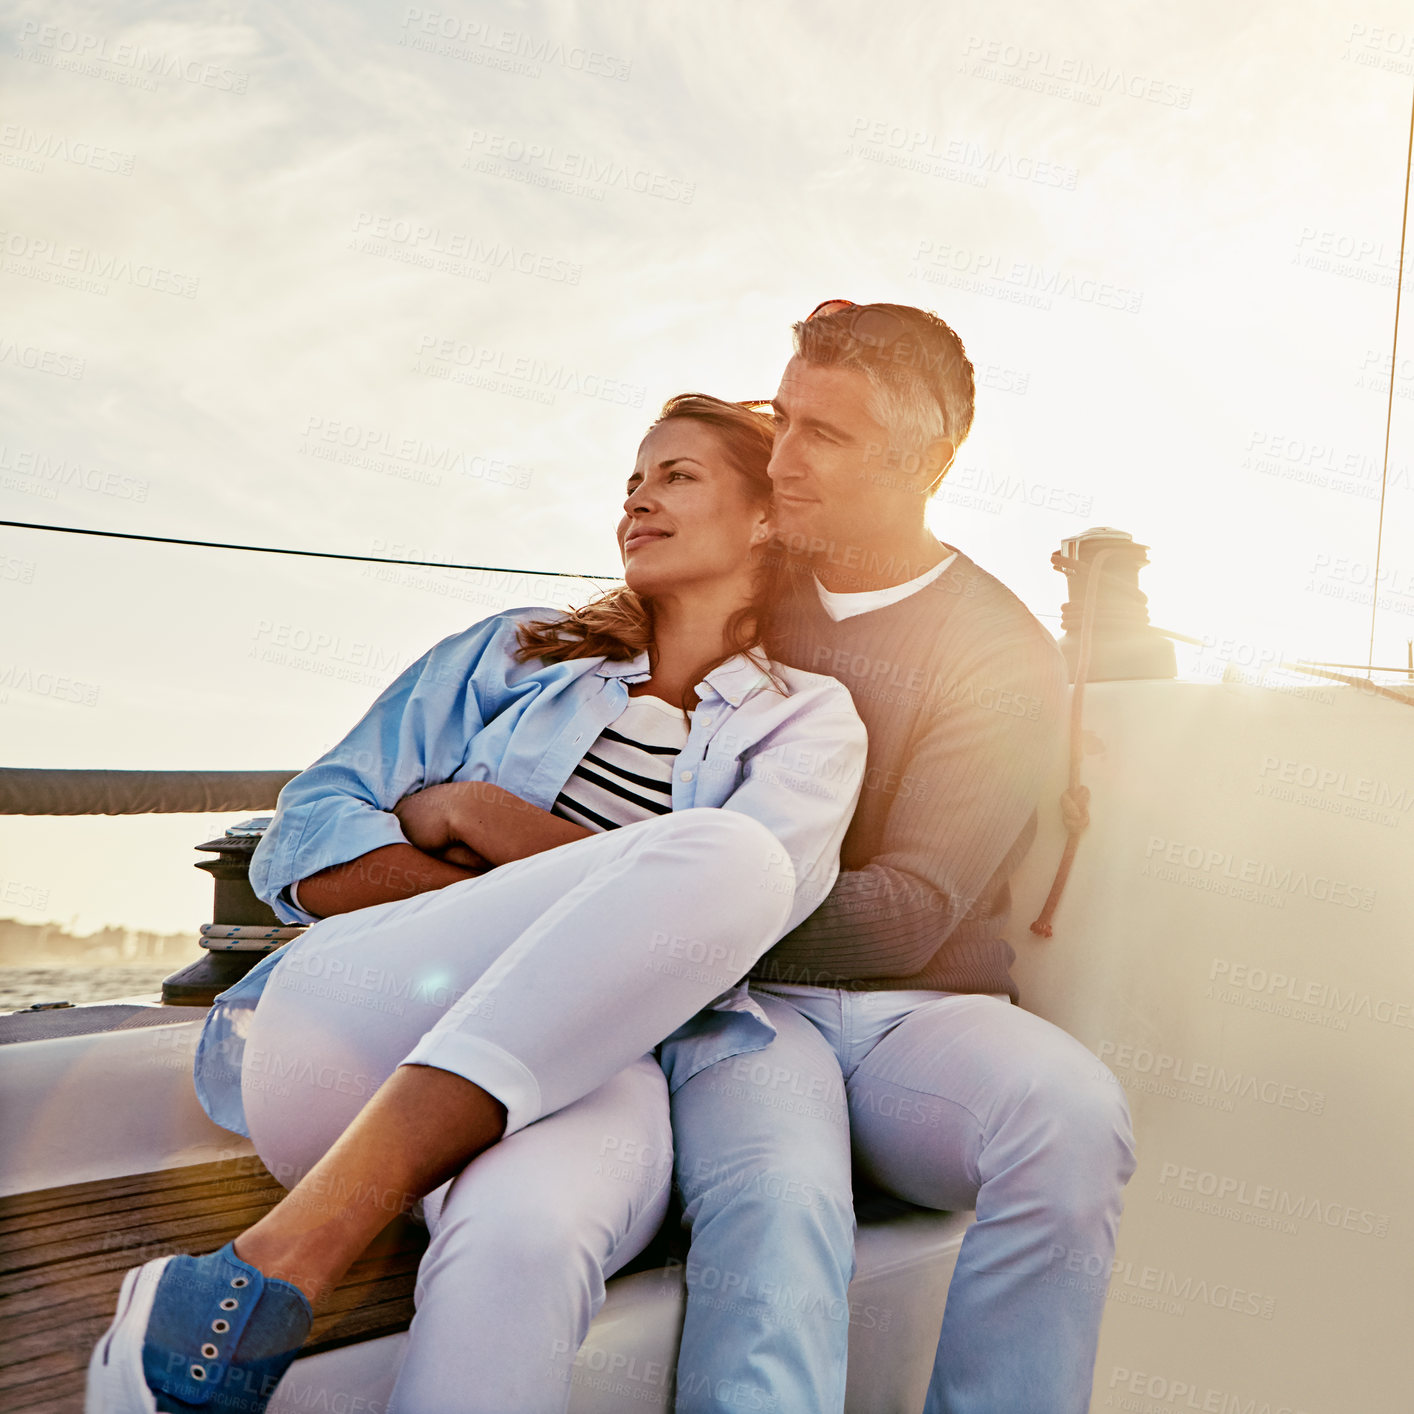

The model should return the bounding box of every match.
[0,1156,427,1414]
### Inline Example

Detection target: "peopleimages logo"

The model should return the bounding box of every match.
[299,415,534,489]
[1257,756,1411,812]
[349,211,582,285]
[1141,836,1376,911]
[0,444,149,501]
[909,240,1142,313]
[0,228,199,298]
[1156,1161,1388,1238]
[1207,959,1414,1032]
[958,35,1194,108]
[0,664,101,706]
[1107,1365,1329,1414]
[14,19,250,92]
[1045,1245,1277,1320]
[398,9,630,81]
[940,463,1093,517]
[0,122,136,176]
[413,335,646,407]
[465,130,694,204]
[0,338,85,379]
[1096,1040,1325,1115]
[846,117,1079,191]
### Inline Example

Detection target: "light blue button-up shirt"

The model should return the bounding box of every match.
[195,607,866,1135]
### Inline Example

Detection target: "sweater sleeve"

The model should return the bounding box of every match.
[759,624,1067,980]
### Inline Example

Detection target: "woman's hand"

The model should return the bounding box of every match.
[393,784,492,871]
[395,780,592,867]
[440,841,492,872]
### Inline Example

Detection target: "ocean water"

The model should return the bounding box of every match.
[0,964,174,1012]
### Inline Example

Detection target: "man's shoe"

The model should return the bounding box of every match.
[86,1242,312,1413]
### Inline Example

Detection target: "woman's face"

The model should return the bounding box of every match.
[618,419,772,600]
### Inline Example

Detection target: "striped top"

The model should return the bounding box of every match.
[551,694,690,833]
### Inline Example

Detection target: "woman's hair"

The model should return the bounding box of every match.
[513,394,785,693]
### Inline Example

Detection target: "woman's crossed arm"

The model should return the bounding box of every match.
[296,782,592,918]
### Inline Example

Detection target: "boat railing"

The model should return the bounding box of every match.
[0,768,298,816]
[0,768,305,1003]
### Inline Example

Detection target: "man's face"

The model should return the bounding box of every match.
[766,356,900,550]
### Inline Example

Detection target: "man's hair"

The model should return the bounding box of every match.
[792,303,976,467]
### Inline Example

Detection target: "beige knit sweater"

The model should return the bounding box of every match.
[753,547,1068,1000]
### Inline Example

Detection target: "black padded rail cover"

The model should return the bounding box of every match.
[0,1004,202,1045]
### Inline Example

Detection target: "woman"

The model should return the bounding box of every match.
[88,395,867,1414]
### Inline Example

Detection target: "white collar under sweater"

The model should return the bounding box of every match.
[814,549,958,622]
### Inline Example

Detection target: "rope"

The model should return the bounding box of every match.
[1367,79,1414,673]
[1279,661,1414,708]
[199,923,305,952]
[1029,547,1116,938]
[0,518,618,582]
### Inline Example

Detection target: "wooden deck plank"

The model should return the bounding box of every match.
[0,1266,423,1386]
[0,1158,427,1413]
[1,1393,76,1414]
[0,1185,281,1245]
[0,1164,281,1226]
[0,1218,421,1312]
[0,1157,274,1221]
[2,1198,291,1274]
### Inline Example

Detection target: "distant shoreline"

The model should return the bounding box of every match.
[0,914,196,970]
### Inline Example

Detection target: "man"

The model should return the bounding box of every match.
[659,301,1137,1414]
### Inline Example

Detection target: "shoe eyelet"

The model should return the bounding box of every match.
[212,1319,230,1333]
[231,1275,249,1287]
[191,1364,207,1381]
[202,1343,219,1358]
[220,1297,239,1311]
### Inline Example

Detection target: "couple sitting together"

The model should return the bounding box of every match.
[90,300,1136,1414]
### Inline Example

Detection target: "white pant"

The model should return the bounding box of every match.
[404,1057,673,1413]
[241,809,793,1414]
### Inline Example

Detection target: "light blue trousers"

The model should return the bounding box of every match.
[663,983,1138,1414]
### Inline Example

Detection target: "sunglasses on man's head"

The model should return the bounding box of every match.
[808,299,915,352]
[736,299,924,413]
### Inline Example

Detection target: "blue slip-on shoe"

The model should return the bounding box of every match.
[86,1241,313,1413]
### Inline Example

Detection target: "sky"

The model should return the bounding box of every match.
[1,0,1412,936]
